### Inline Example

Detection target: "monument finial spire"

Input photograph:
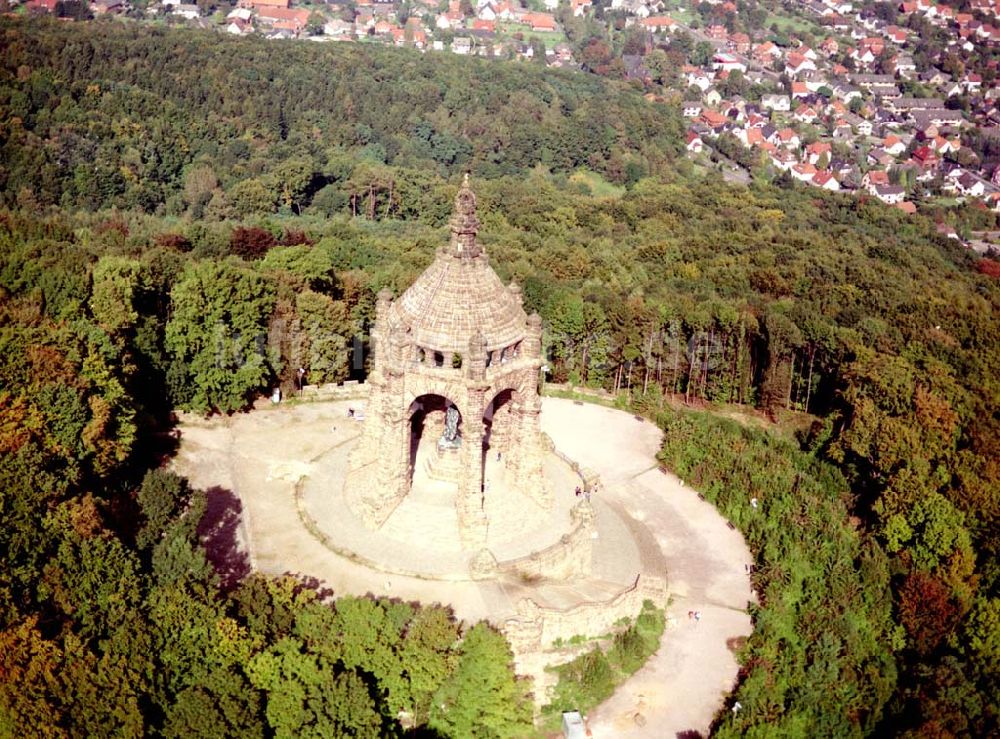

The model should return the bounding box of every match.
[450,174,481,258]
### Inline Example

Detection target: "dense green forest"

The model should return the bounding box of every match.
[1,17,999,737]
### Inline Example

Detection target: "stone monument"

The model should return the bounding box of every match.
[348,176,549,548]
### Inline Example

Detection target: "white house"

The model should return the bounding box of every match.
[173,3,200,19]
[712,54,747,74]
[761,94,791,112]
[874,184,906,204]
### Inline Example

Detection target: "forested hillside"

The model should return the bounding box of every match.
[0,18,682,214]
[1,17,998,737]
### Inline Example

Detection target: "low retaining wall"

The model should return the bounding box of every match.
[503,573,669,654]
[299,380,370,401]
[495,500,596,581]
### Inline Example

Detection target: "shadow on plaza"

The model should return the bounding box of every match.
[198,485,252,591]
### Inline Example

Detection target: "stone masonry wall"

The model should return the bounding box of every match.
[496,500,595,581]
[503,573,669,655]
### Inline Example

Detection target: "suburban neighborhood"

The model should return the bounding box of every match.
[13,0,1000,217]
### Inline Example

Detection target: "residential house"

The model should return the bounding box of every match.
[713,54,747,74]
[771,149,798,170]
[173,3,201,19]
[686,130,704,153]
[964,73,983,93]
[753,41,782,63]
[640,15,676,31]
[806,141,833,164]
[812,171,841,190]
[792,162,819,182]
[91,0,127,13]
[863,169,890,192]
[706,25,728,40]
[957,172,986,196]
[762,94,791,112]
[833,119,855,138]
[227,17,253,33]
[682,101,703,118]
[874,184,907,203]
[912,110,966,128]
[794,106,819,123]
[774,128,801,148]
[890,97,946,114]
[728,32,751,54]
[238,0,287,8]
[883,134,907,155]
[868,148,896,166]
[686,70,714,91]
[700,109,728,131]
[703,88,722,107]
[871,84,902,100]
[833,84,863,103]
[522,12,557,31]
[911,145,940,171]
[850,73,895,88]
[786,52,817,75]
[884,25,908,44]
[855,118,874,136]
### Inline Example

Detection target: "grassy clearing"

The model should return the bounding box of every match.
[568,168,626,198]
[766,11,821,35]
[498,22,567,49]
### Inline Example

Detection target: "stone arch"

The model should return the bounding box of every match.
[408,394,463,485]
[484,387,517,459]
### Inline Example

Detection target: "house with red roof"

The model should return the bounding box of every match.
[794,106,819,123]
[786,52,817,75]
[863,170,890,192]
[812,171,840,190]
[911,145,939,171]
[256,6,310,33]
[883,135,907,156]
[806,141,832,164]
[641,15,676,31]
[727,32,750,54]
[792,162,818,182]
[522,12,557,31]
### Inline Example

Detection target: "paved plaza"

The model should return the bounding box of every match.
[173,396,754,737]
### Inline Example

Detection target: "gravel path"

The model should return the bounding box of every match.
[540,399,754,738]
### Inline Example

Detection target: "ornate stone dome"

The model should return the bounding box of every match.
[386,176,527,355]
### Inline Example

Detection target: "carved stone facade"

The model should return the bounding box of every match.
[347,177,549,549]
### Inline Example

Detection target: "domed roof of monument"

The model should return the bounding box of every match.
[387,177,527,355]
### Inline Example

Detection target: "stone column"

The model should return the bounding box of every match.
[356,328,410,528]
[507,313,550,509]
[507,390,549,509]
[457,415,487,549]
[458,332,489,548]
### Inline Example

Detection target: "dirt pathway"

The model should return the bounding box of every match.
[540,399,753,738]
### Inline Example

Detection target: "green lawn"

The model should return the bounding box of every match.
[497,22,567,49]
[568,169,626,198]
[766,11,822,35]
